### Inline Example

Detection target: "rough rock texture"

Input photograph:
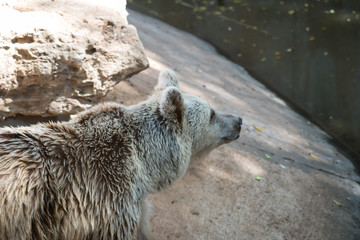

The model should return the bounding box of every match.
[0,0,148,118]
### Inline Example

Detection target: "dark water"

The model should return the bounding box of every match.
[129,0,360,160]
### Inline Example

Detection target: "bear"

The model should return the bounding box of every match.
[0,69,242,240]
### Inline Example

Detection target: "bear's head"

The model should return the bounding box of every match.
[154,69,242,158]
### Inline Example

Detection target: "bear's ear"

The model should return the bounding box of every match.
[155,69,179,91]
[160,87,185,127]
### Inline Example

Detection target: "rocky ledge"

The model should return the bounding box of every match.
[0,0,148,118]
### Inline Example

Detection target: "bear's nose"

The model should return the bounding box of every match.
[238,117,242,126]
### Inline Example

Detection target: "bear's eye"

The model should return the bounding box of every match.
[210,109,215,122]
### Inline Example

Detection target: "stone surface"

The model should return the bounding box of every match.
[0,0,148,118]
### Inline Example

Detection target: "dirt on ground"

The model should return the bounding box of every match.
[103,10,360,240]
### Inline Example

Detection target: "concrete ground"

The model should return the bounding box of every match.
[104,10,360,240]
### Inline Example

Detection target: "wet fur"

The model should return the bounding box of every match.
[0,69,241,239]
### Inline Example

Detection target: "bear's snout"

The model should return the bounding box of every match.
[221,115,242,142]
[236,117,242,134]
[235,117,242,136]
[232,116,242,132]
[238,117,242,126]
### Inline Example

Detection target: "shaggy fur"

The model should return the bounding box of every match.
[0,69,242,240]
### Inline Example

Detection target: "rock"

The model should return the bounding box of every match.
[0,0,149,118]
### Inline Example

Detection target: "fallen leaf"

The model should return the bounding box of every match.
[260,57,266,62]
[309,36,316,41]
[253,125,262,132]
[265,154,271,159]
[333,200,342,206]
[310,153,318,159]
[288,10,295,15]
[255,176,262,181]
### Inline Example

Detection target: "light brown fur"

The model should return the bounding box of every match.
[0,69,241,239]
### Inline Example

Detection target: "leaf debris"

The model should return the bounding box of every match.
[333,200,342,207]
